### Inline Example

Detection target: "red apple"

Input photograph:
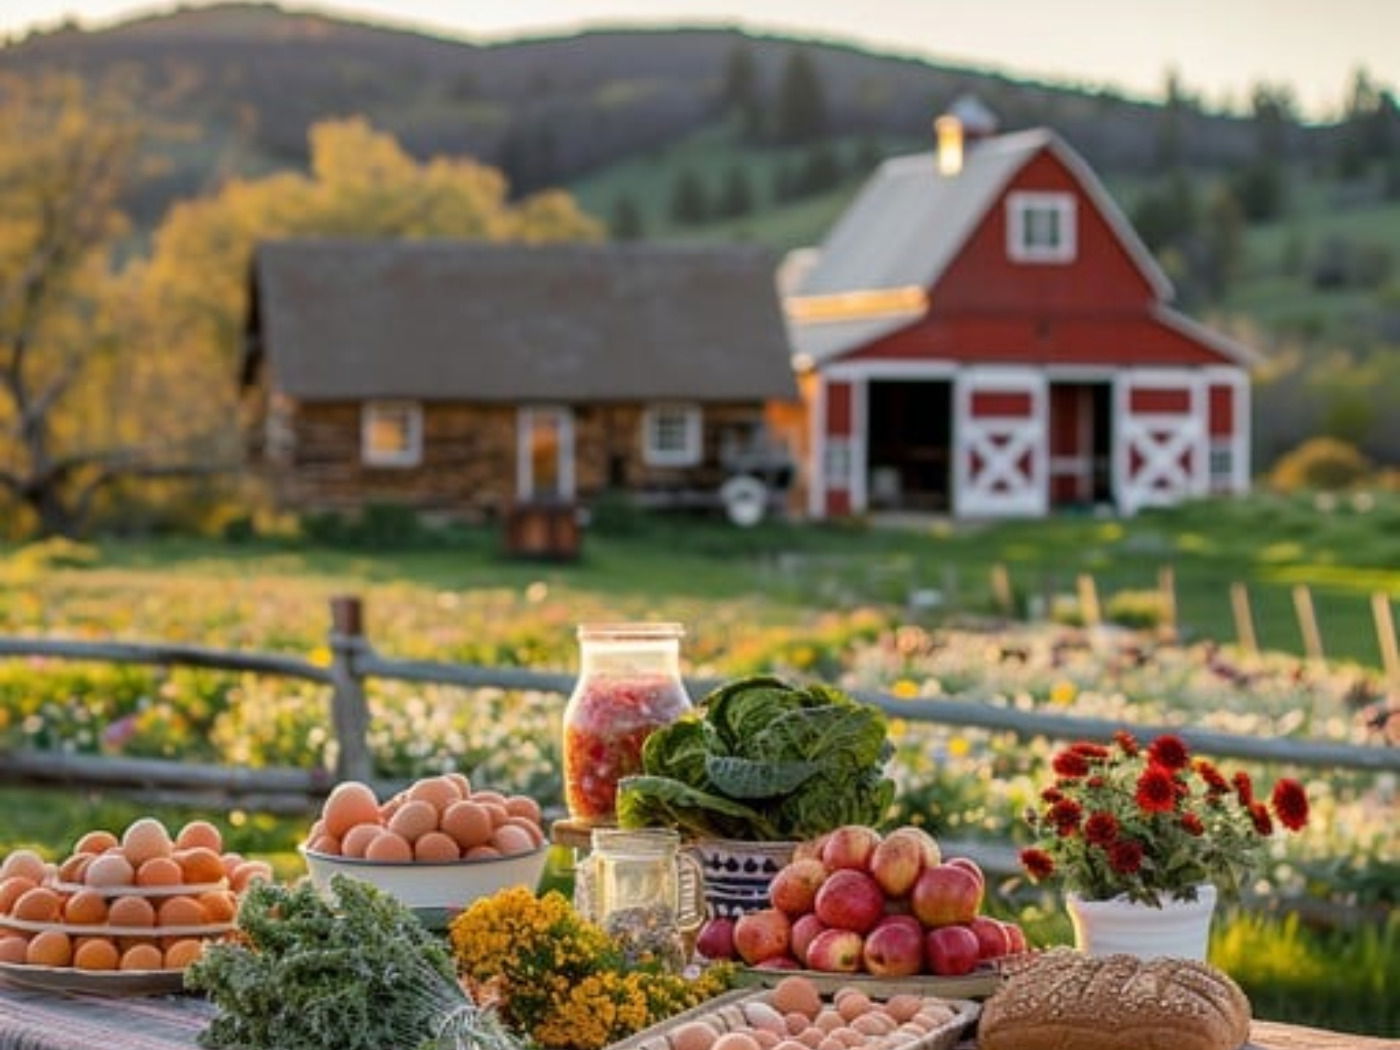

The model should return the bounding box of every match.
[792,833,831,863]
[872,913,923,938]
[1001,921,1028,954]
[755,955,801,970]
[968,916,1012,960]
[945,856,985,891]
[791,913,827,966]
[925,925,980,976]
[696,917,736,960]
[733,909,791,965]
[863,919,924,977]
[870,833,924,897]
[820,825,881,872]
[910,864,983,928]
[814,869,885,934]
[770,858,829,917]
[805,928,864,973]
[888,826,942,868]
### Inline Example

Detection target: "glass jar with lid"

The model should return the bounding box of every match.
[562,623,691,825]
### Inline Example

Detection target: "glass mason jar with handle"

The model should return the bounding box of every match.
[562,623,691,825]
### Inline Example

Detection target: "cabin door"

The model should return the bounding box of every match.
[1113,370,1206,515]
[953,368,1048,517]
[517,406,575,502]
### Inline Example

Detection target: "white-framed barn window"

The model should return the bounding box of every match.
[642,404,703,467]
[361,400,423,468]
[1006,191,1077,263]
[1209,442,1234,492]
[823,438,852,486]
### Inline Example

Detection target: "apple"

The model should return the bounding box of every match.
[945,856,985,891]
[814,869,885,934]
[755,956,801,970]
[872,913,922,937]
[805,928,864,973]
[1001,921,1028,954]
[968,916,1012,959]
[863,919,924,977]
[910,864,983,928]
[770,858,829,916]
[925,925,981,976]
[870,833,924,897]
[792,833,831,864]
[888,826,942,868]
[821,826,881,872]
[696,917,736,960]
[733,909,792,965]
[791,913,827,966]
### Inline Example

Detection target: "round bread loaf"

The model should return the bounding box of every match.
[979,949,1251,1050]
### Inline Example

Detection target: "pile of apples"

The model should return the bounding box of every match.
[698,824,1026,977]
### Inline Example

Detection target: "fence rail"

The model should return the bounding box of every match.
[1,596,1397,813]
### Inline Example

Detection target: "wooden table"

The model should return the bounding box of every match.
[0,986,1394,1050]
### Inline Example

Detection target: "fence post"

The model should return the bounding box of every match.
[328,595,372,784]
[1230,582,1258,655]
[1158,565,1178,643]
[991,563,1015,617]
[1076,574,1102,628]
[1292,585,1325,663]
[1372,592,1400,690]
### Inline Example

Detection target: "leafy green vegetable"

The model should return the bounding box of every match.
[187,875,522,1050]
[617,674,894,841]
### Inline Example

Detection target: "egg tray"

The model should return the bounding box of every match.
[0,960,191,996]
[732,967,1003,1001]
[603,987,980,1050]
[0,914,235,938]
[46,878,229,897]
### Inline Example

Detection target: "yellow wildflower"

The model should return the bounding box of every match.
[948,735,970,758]
[1049,680,1078,706]
[891,678,920,700]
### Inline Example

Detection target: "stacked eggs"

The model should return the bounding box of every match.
[0,818,257,973]
[306,775,545,861]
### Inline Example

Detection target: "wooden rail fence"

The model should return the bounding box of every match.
[1,595,1397,817]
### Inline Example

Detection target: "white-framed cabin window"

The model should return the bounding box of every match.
[361,400,423,468]
[1006,191,1077,263]
[642,404,703,467]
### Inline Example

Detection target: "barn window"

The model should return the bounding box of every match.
[643,404,703,466]
[1006,192,1076,263]
[1209,443,1234,492]
[361,401,423,468]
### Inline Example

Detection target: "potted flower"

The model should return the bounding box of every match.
[1019,731,1309,961]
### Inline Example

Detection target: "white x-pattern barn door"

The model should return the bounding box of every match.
[953,368,1048,518]
[1113,370,1207,515]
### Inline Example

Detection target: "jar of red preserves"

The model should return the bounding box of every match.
[563,623,691,825]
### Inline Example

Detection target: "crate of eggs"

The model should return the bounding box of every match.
[0,818,259,990]
[616,976,979,1050]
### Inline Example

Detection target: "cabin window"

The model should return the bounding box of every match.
[361,401,423,468]
[1006,192,1076,263]
[1209,443,1235,492]
[642,404,703,467]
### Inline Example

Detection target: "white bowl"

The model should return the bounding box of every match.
[300,845,549,915]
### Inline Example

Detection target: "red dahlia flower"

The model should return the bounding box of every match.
[1180,813,1205,836]
[1084,811,1119,846]
[1049,798,1084,835]
[1249,801,1274,836]
[1147,734,1190,771]
[1041,787,1065,803]
[1194,758,1230,794]
[1113,729,1140,755]
[1020,848,1055,879]
[1233,771,1255,807]
[1052,750,1091,778]
[1108,839,1144,874]
[1135,765,1179,813]
[1071,741,1111,760]
[1271,778,1309,831]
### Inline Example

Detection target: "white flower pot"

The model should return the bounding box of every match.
[1066,883,1217,962]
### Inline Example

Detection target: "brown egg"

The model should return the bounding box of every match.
[407,776,461,813]
[387,801,437,843]
[341,824,381,859]
[753,1033,781,1050]
[883,996,922,1025]
[58,853,91,884]
[471,790,506,808]
[0,936,29,964]
[837,994,871,1022]
[64,890,109,926]
[440,802,493,850]
[669,1021,718,1050]
[74,831,119,856]
[13,887,62,923]
[175,821,223,854]
[490,825,535,856]
[164,939,204,970]
[157,896,207,928]
[770,977,823,1021]
[137,857,183,887]
[504,796,542,825]
[0,875,37,915]
[464,846,500,860]
[364,832,413,863]
[503,817,544,846]
[85,854,135,888]
[117,936,156,954]
[176,847,226,885]
[712,1035,761,1050]
[795,1029,824,1049]
[482,804,510,829]
[230,861,273,892]
[445,772,472,798]
[121,818,173,868]
[74,937,120,971]
[26,930,72,967]
[851,1015,888,1037]
[120,944,163,971]
[308,834,342,856]
[219,852,243,879]
[1,850,47,885]
[198,891,236,923]
[814,1012,843,1034]
[321,781,382,838]
[109,896,156,928]
[413,832,461,863]
[379,798,403,822]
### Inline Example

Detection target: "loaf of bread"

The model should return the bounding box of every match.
[978,949,1251,1050]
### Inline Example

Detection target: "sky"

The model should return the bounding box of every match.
[4,0,1398,118]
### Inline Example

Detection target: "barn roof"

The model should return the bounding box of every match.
[246,240,798,403]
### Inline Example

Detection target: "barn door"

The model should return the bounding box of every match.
[953,369,1047,517]
[1113,371,1206,515]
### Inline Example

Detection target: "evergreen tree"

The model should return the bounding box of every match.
[669,168,709,225]
[1202,184,1245,300]
[717,165,754,217]
[1155,67,1190,170]
[771,161,798,204]
[721,41,763,138]
[1250,81,1296,160]
[1131,170,1198,254]
[798,141,842,195]
[1230,162,1285,222]
[774,48,828,145]
[610,193,644,240]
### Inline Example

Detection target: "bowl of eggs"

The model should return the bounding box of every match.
[300,774,549,916]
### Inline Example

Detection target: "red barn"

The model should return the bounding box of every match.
[784,120,1253,519]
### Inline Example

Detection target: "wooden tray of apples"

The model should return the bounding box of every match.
[701,825,1025,1000]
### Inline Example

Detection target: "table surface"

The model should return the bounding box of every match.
[0,986,1396,1050]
